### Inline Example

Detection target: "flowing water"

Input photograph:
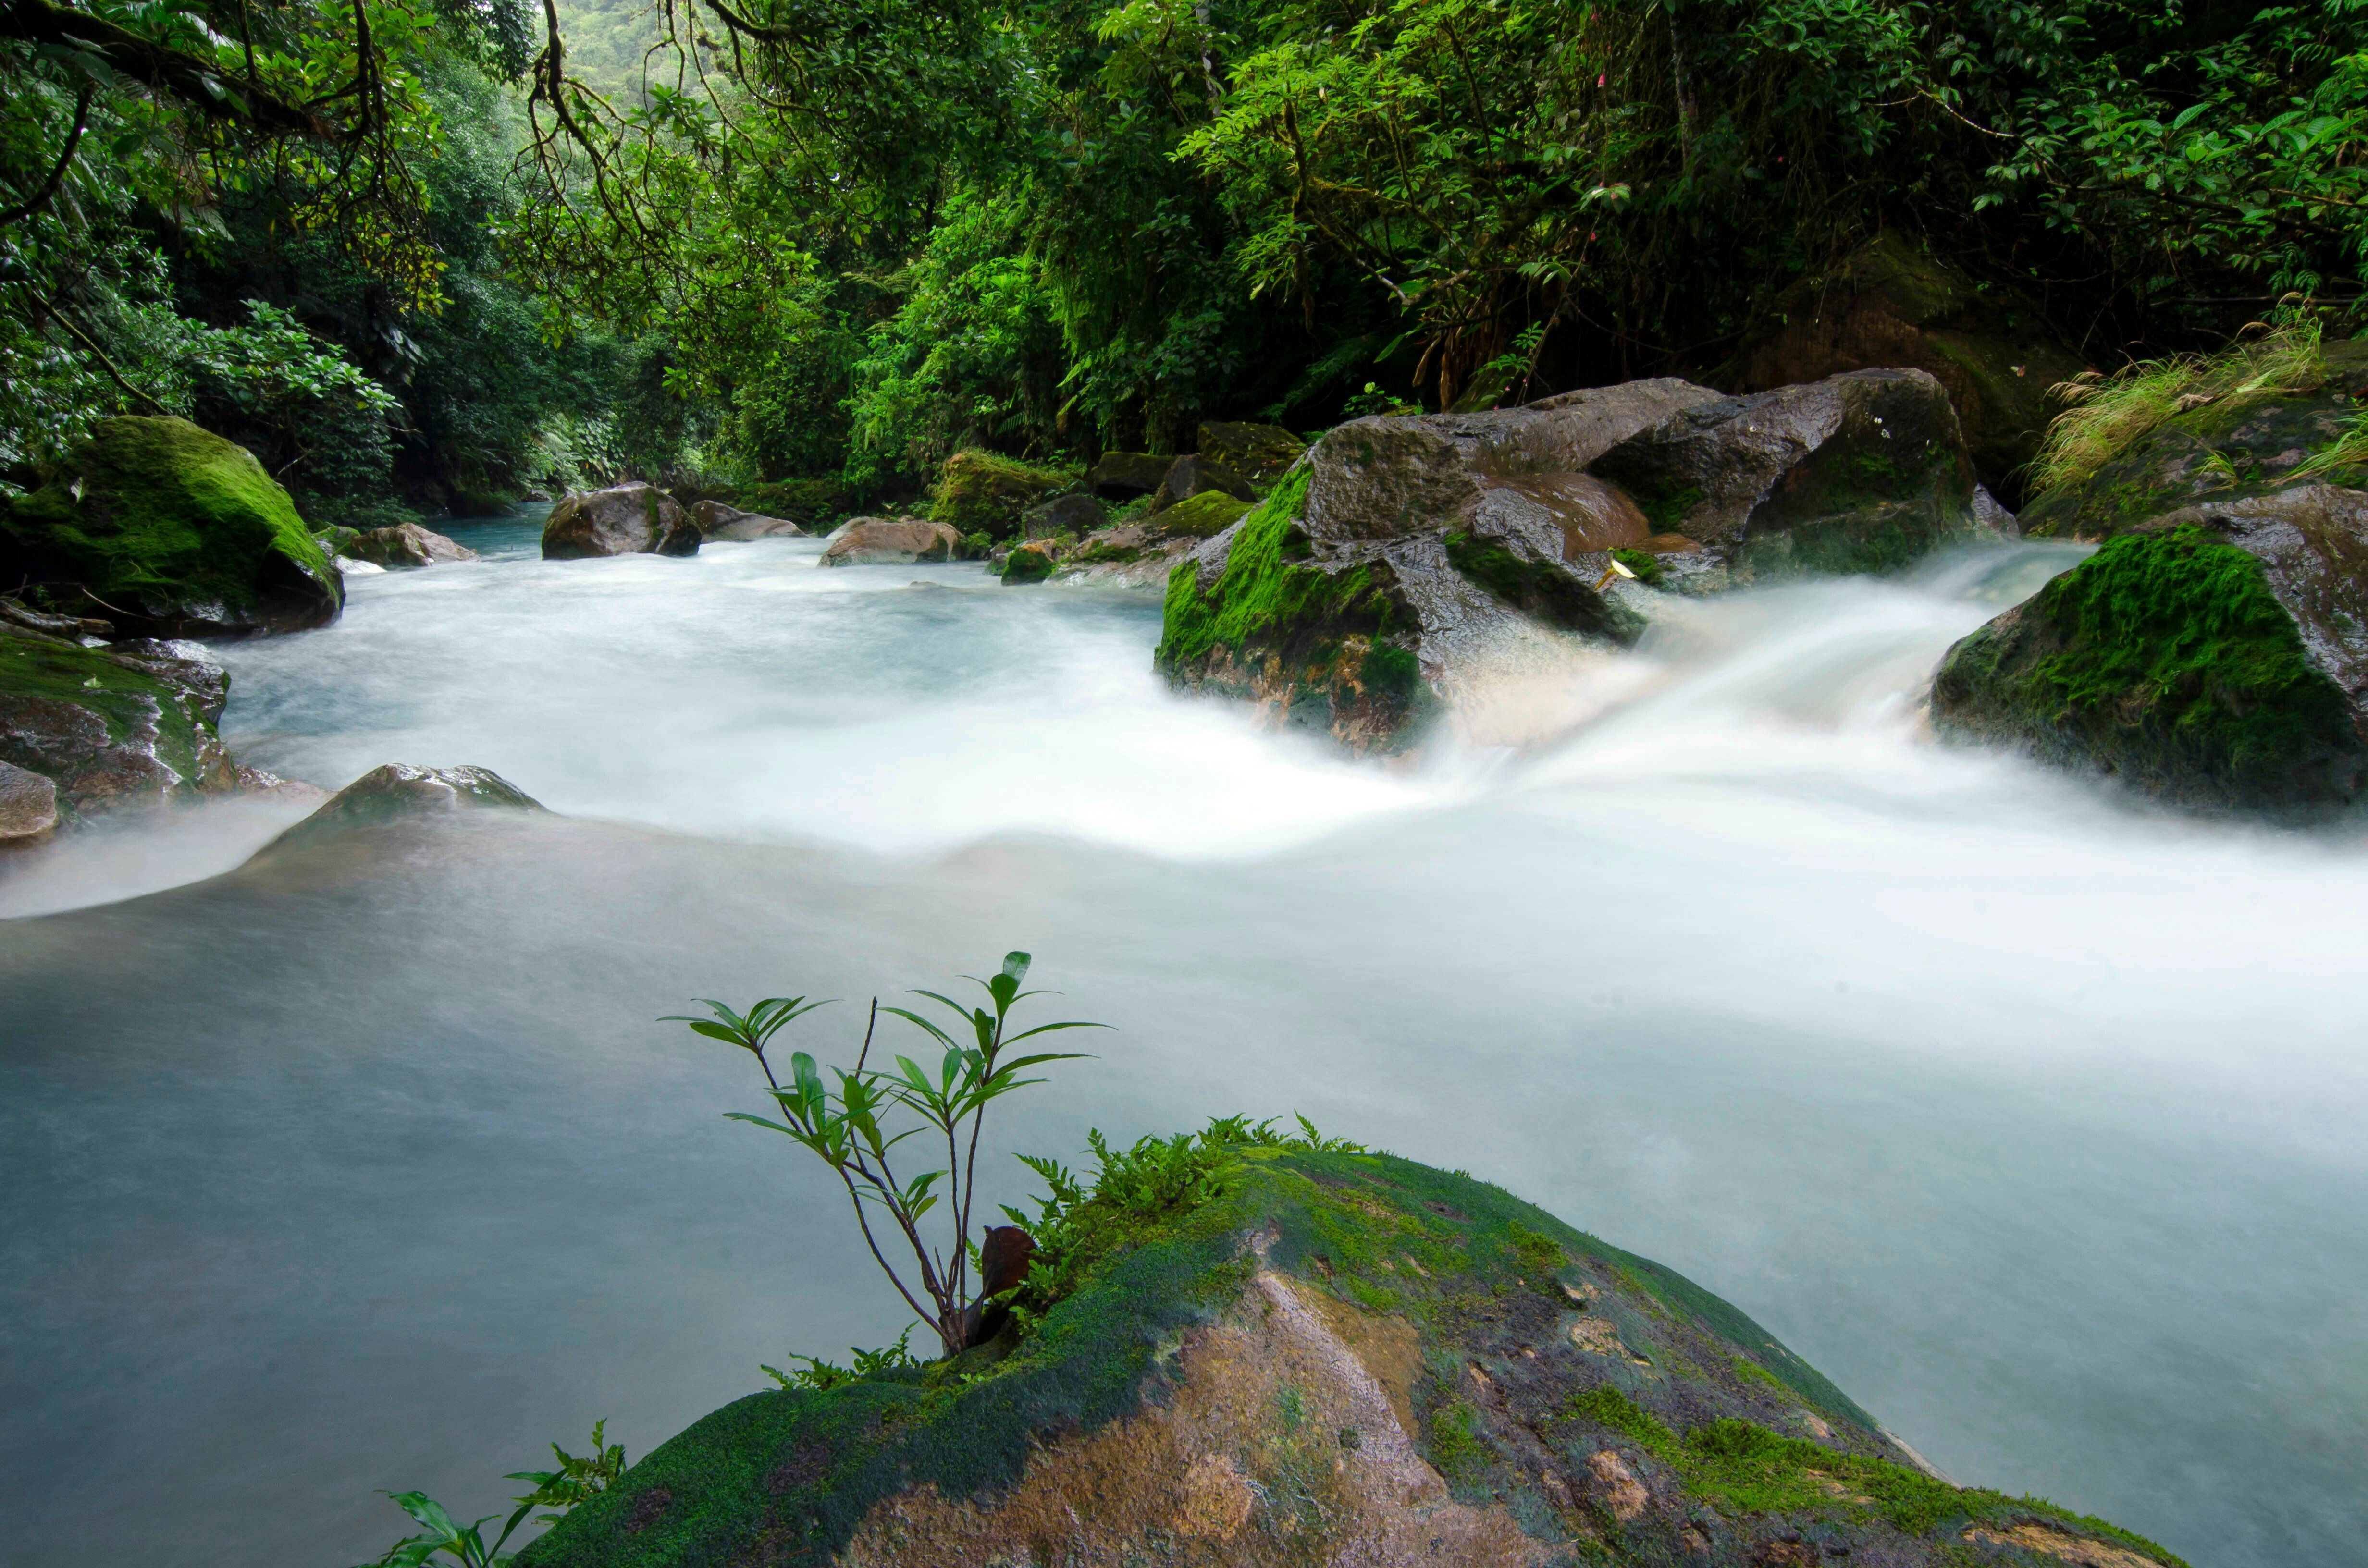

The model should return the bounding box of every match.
[4,520,2366,1568]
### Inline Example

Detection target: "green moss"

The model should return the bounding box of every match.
[1154,489,1252,539]
[928,450,1064,539]
[1442,530,1642,641]
[1609,547,1665,587]
[0,633,225,792]
[1935,524,2363,806]
[999,544,1056,585]
[1427,1402,1491,1482]
[1157,468,1406,673]
[3,416,337,628]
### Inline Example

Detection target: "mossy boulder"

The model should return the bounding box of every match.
[1086,450,1172,501]
[1932,522,2368,811]
[1729,232,2088,501]
[1199,421,1306,479]
[0,416,341,637]
[928,451,1064,540]
[518,1142,2183,1568]
[0,627,240,814]
[1149,453,1262,514]
[543,485,701,560]
[262,762,543,855]
[344,523,480,569]
[999,540,1059,585]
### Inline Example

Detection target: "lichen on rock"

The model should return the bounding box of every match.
[516,1141,2187,1568]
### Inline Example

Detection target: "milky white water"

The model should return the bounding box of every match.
[3,517,2365,1567]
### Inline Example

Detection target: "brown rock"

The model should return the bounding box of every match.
[690,500,806,541]
[0,759,58,846]
[344,522,480,569]
[819,517,963,567]
[542,484,700,559]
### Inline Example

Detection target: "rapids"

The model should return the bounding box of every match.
[3,520,2364,1567]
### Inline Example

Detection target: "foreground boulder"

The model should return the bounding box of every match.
[820,517,962,567]
[0,626,242,815]
[0,416,341,637]
[266,762,543,853]
[518,1140,2181,1568]
[1160,369,1994,753]
[343,522,480,570]
[1730,233,2087,497]
[928,450,1061,540]
[0,759,59,845]
[691,501,806,541]
[543,484,701,560]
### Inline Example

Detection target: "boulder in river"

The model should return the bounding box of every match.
[1160,370,1993,754]
[929,450,1062,540]
[0,626,239,814]
[0,415,341,637]
[343,522,480,570]
[999,539,1060,585]
[542,484,701,560]
[1727,233,2087,500]
[1086,450,1171,501]
[0,759,59,846]
[691,501,806,541]
[267,762,544,852]
[821,517,963,567]
[1149,453,1261,514]
[516,1140,2183,1568]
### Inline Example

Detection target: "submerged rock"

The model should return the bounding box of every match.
[1728,233,2087,498]
[691,501,806,541]
[344,522,481,570]
[0,629,239,814]
[267,762,543,852]
[543,485,701,560]
[0,416,341,637]
[820,517,963,567]
[517,1142,2182,1568]
[0,759,59,845]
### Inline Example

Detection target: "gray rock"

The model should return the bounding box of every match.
[1085,452,1171,501]
[691,501,806,541]
[0,759,58,845]
[542,484,701,560]
[344,523,480,569]
[1021,494,1108,539]
[1149,454,1260,514]
[268,762,544,852]
[820,517,962,567]
[1198,421,1305,480]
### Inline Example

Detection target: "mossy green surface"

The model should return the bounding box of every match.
[927,450,1065,539]
[1933,525,2366,808]
[1,416,338,632]
[1156,468,1397,669]
[522,1142,2184,1568]
[1610,546,1666,587]
[999,543,1056,584]
[1151,488,1251,540]
[0,631,229,799]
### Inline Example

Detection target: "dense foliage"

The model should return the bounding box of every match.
[5,0,2365,517]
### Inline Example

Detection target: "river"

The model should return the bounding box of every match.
[3,520,2364,1567]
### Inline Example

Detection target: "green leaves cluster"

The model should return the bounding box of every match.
[354,1422,624,1568]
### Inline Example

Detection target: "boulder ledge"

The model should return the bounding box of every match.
[517,1143,2183,1568]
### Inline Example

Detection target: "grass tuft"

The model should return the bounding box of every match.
[2029,326,2326,494]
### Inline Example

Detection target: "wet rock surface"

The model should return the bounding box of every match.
[0,416,341,637]
[265,762,544,853]
[820,517,963,567]
[543,485,702,560]
[0,629,239,813]
[518,1146,2183,1568]
[343,522,481,569]
[691,501,806,542]
[0,758,59,845]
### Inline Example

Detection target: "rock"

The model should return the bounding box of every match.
[311,523,362,559]
[820,517,963,567]
[1148,453,1261,513]
[542,484,701,560]
[518,1139,2180,1568]
[928,451,1061,540]
[267,762,543,853]
[1198,421,1306,479]
[999,540,1060,585]
[0,416,341,637]
[1051,491,1256,589]
[0,759,58,846]
[1729,232,2088,499]
[1933,501,2368,812]
[2016,340,2368,545]
[0,630,239,813]
[1588,368,1987,587]
[1020,493,1108,539]
[1086,450,1171,501]
[337,558,388,577]
[343,523,481,570]
[689,500,806,542]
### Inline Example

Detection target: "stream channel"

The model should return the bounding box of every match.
[3,518,2365,1566]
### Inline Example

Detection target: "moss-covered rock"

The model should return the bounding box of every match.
[928,451,1064,540]
[1932,524,2368,810]
[0,416,341,637]
[0,628,241,813]
[1086,451,1171,501]
[261,762,543,854]
[1728,232,2089,501]
[999,540,1059,585]
[1199,421,1306,480]
[519,1143,2184,1568]
[344,523,481,569]
[543,485,701,560]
